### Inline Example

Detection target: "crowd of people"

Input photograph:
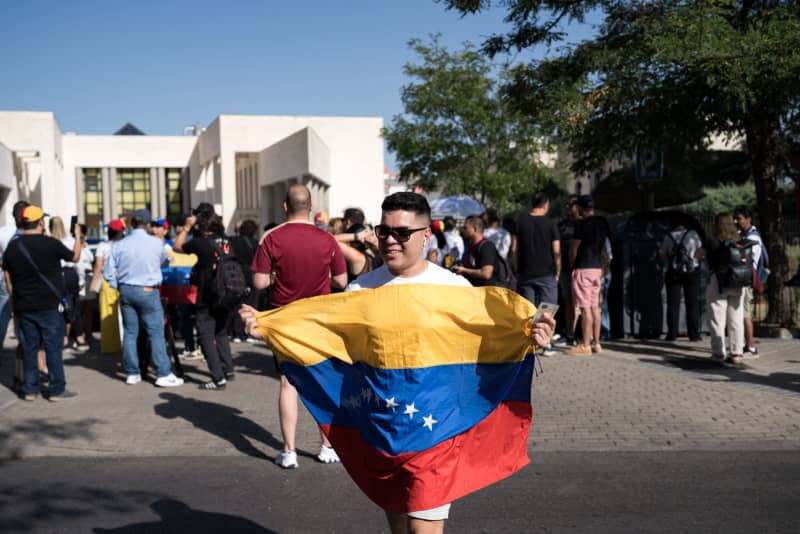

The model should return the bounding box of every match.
[0,186,779,533]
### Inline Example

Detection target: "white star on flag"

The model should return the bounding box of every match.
[385,397,399,412]
[404,403,419,420]
[422,414,437,431]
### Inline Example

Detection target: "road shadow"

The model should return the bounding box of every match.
[602,340,713,361]
[232,350,279,379]
[0,418,100,459]
[154,393,282,460]
[93,497,278,533]
[638,356,800,395]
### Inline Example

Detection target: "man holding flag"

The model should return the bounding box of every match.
[241,192,555,534]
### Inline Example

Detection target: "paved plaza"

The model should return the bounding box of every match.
[1,336,798,458]
[0,335,798,533]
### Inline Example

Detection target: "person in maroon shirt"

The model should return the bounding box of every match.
[251,183,348,469]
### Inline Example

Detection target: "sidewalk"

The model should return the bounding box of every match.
[0,336,798,459]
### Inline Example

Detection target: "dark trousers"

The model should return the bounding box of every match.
[19,309,66,396]
[666,270,701,340]
[196,305,234,382]
[177,304,196,351]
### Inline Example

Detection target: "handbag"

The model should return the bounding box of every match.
[14,239,73,315]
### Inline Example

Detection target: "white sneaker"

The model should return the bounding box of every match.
[179,349,203,360]
[275,450,298,469]
[231,337,243,343]
[317,445,340,464]
[125,374,141,385]
[155,373,184,387]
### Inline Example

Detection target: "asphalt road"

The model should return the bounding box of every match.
[1,450,797,533]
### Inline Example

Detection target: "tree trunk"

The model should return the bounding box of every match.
[744,115,791,325]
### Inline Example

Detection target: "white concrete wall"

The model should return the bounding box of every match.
[0,142,15,225]
[219,115,384,226]
[0,111,63,216]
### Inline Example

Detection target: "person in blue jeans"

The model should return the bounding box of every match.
[2,205,83,401]
[104,209,183,388]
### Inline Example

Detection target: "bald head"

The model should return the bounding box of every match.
[285,184,311,216]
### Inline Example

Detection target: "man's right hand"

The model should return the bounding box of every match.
[239,304,263,339]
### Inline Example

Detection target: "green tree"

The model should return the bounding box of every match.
[383,36,554,213]
[445,0,800,324]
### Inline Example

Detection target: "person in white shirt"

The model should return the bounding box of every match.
[483,209,511,260]
[243,192,555,534]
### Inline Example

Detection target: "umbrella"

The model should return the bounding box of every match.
[429,195,485,219]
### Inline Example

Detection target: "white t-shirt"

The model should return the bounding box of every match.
[94,240,112,259]
[659,229,702,271]
[346,262,471,291]
[484,227,511,259]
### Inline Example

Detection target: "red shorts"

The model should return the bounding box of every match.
[572,268,602,308]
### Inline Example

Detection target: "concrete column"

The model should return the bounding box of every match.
[157,167,166,218]
[181,167,191,214]
[102,168,112,221]
[75,167,84,223]
[109,168,118,219]
[149,167,158,216]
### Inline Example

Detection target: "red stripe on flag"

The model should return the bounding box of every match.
[322,400,532,512]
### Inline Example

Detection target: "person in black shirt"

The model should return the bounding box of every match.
[227,219,260,340]
[557,195,581,343]
[174,214,235,390]
[455,215,500,287]
[3,206,82,401]
[514,191,561,307]
[568,196,610,356]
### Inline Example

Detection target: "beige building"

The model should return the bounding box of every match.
[0,111,385,235]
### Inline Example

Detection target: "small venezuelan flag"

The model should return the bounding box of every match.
[255,284,537,512]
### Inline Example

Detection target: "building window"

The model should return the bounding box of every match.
[116,168,151,216]
[165,168,184,223]
[83,168,103,237]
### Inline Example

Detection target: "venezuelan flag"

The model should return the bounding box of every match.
[255,285,537,512]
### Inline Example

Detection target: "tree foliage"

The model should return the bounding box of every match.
[445,0,800,324]
[383,35,554,212]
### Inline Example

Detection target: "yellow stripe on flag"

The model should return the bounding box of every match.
[255,285,537,369]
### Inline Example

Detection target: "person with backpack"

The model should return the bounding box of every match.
[733,205,766,358]
[173,213,242,390]
[705,213,752,366]
[454,215,512,288]
[659,222,704,342]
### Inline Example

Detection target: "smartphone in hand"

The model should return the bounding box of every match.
[70,215,78,235]
[532,302,559,323]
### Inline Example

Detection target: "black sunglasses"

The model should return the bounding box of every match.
[374,225,427,243]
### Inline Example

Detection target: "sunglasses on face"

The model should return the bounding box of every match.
[374,225,427,243]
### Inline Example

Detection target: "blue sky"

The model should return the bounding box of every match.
[2,1,598,164]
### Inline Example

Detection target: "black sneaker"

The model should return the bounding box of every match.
[224,372,236,381]
[742,346,759,360]
[46,390,79,402]
[199,379,226,390]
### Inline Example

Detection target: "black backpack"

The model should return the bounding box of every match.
[667,231,695,275]
[717,239,754,289]
[475,240,515,290]
[209,241,248,309]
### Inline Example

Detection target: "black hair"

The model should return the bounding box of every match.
[485,208,500,225]
[502,215,517,235]
[21,219,40,231]
[733,205,753,219]
[108,227,123,240]
[381,192,431,221]
[13,200,30,228]
[264,222,278,232]
[531,191,549,209]
[464,215,485,232]
[343,207,365,226]
[193,202,216,219]
[443,216,457,231]
[239,219,258,238]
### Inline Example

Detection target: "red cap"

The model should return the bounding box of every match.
[108,219,126,232]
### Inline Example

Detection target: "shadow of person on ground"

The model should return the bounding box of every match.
[93,497,278,534]
[154,393,282,460]
[231,351,280,379]
[0,418,100,459]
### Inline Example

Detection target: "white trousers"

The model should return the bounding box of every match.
[706,275,744,357]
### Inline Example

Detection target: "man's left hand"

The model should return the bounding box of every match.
[530,314,556,348]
